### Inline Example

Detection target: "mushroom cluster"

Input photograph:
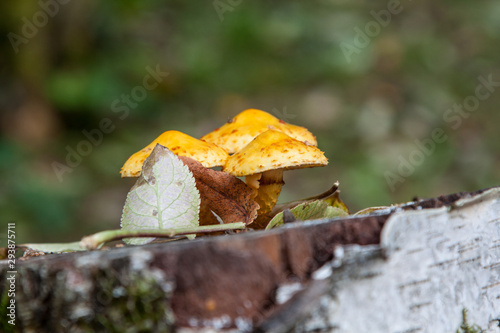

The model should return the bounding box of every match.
[121,109,328,223]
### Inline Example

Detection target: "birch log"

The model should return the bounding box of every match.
[1,187,499,332]
[261,187,500,333]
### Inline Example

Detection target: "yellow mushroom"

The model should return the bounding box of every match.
[120,130,228,177]
[223,130,328,215]
[201,109,317,154]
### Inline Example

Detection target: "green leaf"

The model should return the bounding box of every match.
[20,242,86,253]
[266,200,348,230]
[120,144,201,245]
[271,182,350,217]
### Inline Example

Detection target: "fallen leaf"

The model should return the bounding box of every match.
[353,206,392,216]
[120,144,200,245]
[253,182,349,229]
[272,182,348,215]
[265,200,348,230]
[179,156,259,226]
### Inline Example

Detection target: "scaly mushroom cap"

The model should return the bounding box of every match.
[120,130,228,177]
[223,130,328,176]
[201,109,317,154]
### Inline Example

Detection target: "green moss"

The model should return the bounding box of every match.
[13,261,174,332]
[74,269,175,332]
[456,308,485,333]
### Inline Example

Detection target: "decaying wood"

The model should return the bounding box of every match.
[1,187,498,332]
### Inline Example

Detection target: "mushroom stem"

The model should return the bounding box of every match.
[255,169,284,214]
[245,173,262,192]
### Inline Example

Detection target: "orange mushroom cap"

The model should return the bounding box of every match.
[120,130,228,177]
[201,109,317,154]
[223,129,327,176]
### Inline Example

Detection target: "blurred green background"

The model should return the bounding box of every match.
[1,0,499,243]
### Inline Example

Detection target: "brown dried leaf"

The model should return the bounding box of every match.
[179,157,259,226]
